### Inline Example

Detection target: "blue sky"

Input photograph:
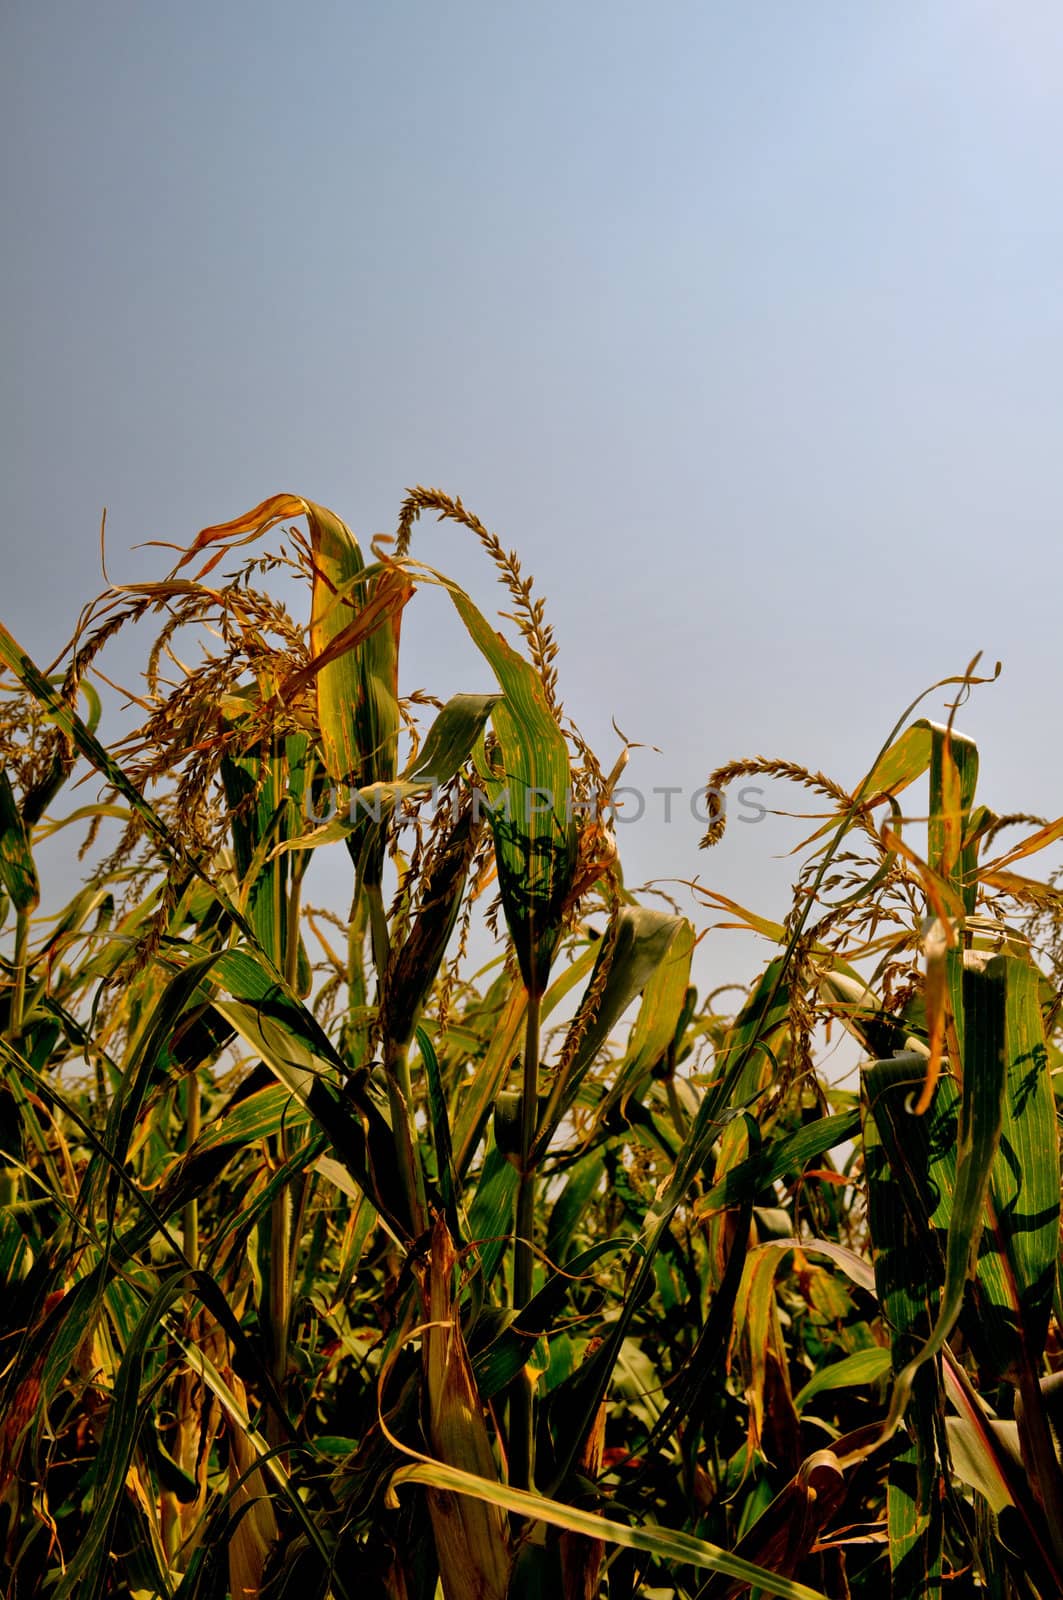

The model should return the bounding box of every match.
[4,2,1063,987]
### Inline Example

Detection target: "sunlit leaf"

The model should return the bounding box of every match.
[388,1458,831,1600]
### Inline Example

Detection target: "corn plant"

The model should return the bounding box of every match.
[1,498,1062,1600]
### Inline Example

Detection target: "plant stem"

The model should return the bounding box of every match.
[1017,1361,1063,1573]
[511,982,542,1491]
[285,850,307,990]
[366,880,390,989]
[515,986,541,1306]
[383,1039,427,1237]
[6,907,29,1041]
[182,1070,200,1269]
[267,1173,292,1454]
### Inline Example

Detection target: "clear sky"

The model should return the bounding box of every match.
[4,2,1063,989]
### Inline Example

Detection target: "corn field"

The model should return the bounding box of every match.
[1,490,1062,1599]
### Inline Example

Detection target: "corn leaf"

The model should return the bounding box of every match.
[452,943,598,1179]
[446,582,578,995]
[0,767,39,914]
[970,951,1059,1380]
[184,945,411,1231]
[533,908,692,1162]
[422,1216,512,1600]
[696,1451,848,1600]
[853,719,934,804]
[793,1347,891,1413]
[221,732,310,974]
[595,917,695,1118]
[388,1458,831,1600]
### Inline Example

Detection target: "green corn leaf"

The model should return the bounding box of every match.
[533,908,692,1162]
[595,916,695,1118]
[695,1109,860,1218]
[309,537,403,807]
[388,1459,831,1600]
[819,969,929,1061]
[173,945,411,1231]
[929,723,979,917]
[970,950,1059,1380]
[545,1148,607,1267]
[545,949,813,1492]
[445,582,579,996]
[886,1430,943,1600]
[793,1347,892,1413]
[711,955,793,1109]
[405,691,502,786]
[221,733,310,975]
[467,1141,520,1288]
[191,1082,311,1154]
[880,959,1009,1440]
[862,1055,946,1598]
[0,767,39,914]
[84,955,220,1222]
[472,1236,632,1398]
[150,1083,314,1228]
[0,1207,34,1283]
[452,943,598,1179]
[415,1025,459,1233]
[278,691,503,857]
[854,719,934,804]
[865,952,1060,1390]
[946,1415,1021,1517]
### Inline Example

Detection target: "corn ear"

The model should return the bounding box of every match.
[559,1399,606,1600]
[423,1214,512,1600]
[224,1368,280,1600]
